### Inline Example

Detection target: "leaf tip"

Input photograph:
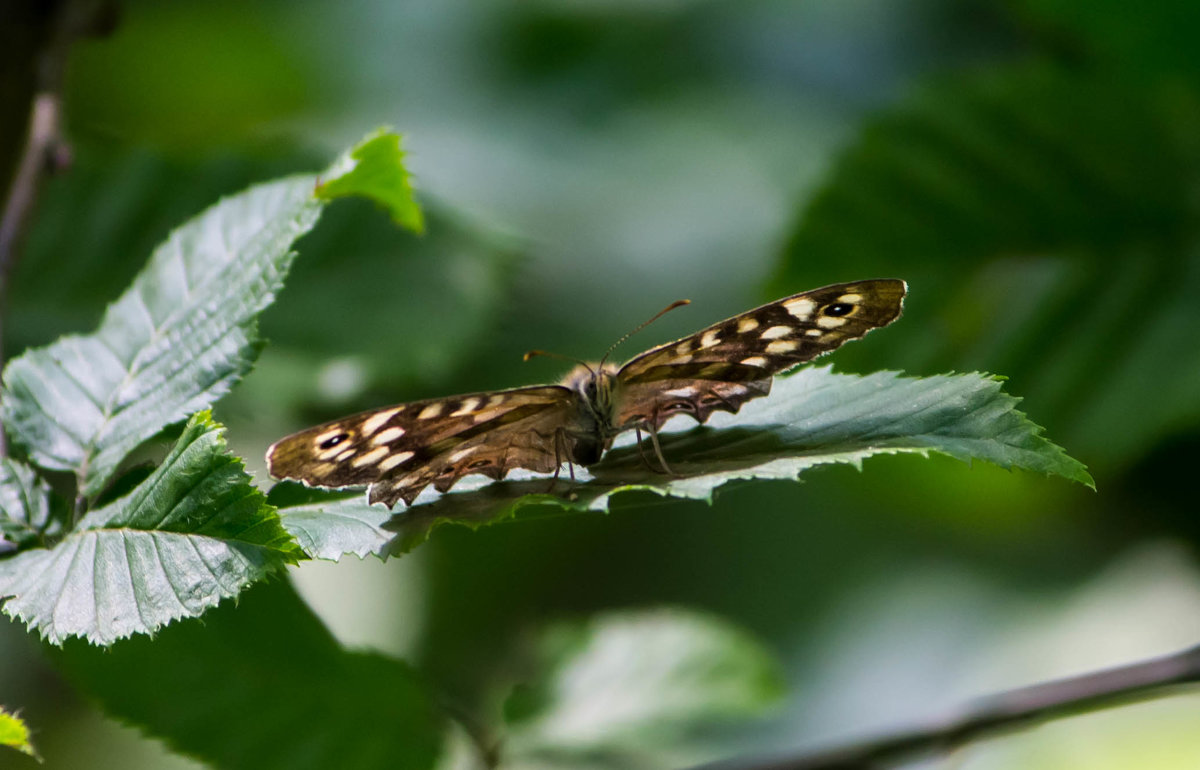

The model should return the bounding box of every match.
[316,128,425,234]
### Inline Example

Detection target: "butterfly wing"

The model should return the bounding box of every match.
[266,385,581,508]
[611,279,907,430]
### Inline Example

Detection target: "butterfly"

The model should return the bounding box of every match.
[266,279,907,508]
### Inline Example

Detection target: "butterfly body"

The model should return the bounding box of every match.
[267,279,906,508]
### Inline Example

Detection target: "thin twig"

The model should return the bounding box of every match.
[0,0,113,457]
[0,92,65,405]
[688,644,1200,770]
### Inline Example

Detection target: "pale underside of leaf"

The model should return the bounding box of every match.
[275,367,1092,561]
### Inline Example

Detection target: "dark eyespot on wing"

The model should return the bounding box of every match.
[823,303,853,317]
[319,434,349,450]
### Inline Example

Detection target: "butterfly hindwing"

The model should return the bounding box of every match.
[267,279,907,507]
[611,279,906,430]
[266,385,579,507]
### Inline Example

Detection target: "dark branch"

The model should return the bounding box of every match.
[0,0,115,456]
[688,644,1200,770]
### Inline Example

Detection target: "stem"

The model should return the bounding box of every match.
[688,644,1200,770]
[0,0,113,457]
[0,93,65,429]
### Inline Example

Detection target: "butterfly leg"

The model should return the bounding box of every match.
[633,427,657,472]
[545,428,577,493]
[545,429,564,493]
[645,422,678,477]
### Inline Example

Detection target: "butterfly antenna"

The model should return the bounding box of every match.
[598,299,690,368]
[523,349,595,376]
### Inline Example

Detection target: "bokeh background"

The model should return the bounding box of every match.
[5,0,1200,767]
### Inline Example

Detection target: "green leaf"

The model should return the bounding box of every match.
[50,578,443,770]
[768,64,1200,468]
[275,367,1092,561]
[317,128,425,233]
[0,458,59,551]
[0,707,39,762]
[268,487,392,562]
[502,608,781,765]
[0,412,300,646]
[1,130,422,498]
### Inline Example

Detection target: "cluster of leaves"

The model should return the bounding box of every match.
[0,128,1089,767]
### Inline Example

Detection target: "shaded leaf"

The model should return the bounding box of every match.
[0,458,59,551]
[1,130,422,498]
[275,367,1091,561]
[0,412,300,645]
[0,707,39,762]
[770,64,1200,469]
[503,608,782,766]
[50,578,443,770]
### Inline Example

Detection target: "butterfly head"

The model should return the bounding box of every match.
[560,361,621,429]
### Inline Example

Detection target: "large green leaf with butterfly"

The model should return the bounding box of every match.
[0,129,1089,647]
[0,125,1089,770]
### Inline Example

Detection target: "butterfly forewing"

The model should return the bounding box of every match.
[266,279,906,508]
[611,279,906,429]
[266,385,578,507]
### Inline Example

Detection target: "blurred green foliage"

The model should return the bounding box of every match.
[3,0,1200,768]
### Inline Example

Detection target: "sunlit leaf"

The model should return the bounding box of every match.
[0,707,39,762]
[275,367,1092,561]
[0,412,300,646]
[317,128,425,232]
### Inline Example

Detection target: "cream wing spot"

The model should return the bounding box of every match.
[448,446,477,463]
[740,356,769,367]
[817,315,848,329]
[379,451,414,472]
[361,408,401,436]
[334,448,356,462]
[838,293,863,303]
[372,426,406,445]
[700,330,722,349]
[760,325,792,340]
[766,339,799,354]
[452,398,481,416]
[418,403,444,419]
[352,446,390,468]
[315,428,344,445]
[783,297,816,319]
[737,317,760,333]
[663,386,698,398]
[805,328,825,337]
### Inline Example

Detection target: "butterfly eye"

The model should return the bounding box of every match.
[823,303,854,317]
[319,433,349,450]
